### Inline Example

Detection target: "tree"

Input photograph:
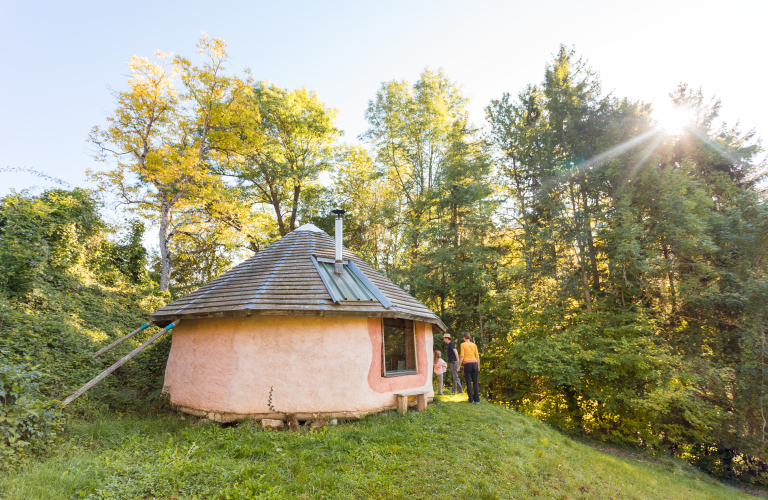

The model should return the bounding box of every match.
[155,216,245,297]
[362,68,468,293]
[297,145,403,273]
[483,45,768,484]
[486,84,551,295]
[225,82,341,237]
[414,122,498,344]
[330,145,399,267]
[89,34,255,290]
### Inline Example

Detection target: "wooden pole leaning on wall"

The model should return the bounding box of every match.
[63,319,181,406]
[92,322,154,358]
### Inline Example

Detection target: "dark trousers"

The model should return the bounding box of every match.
[464,362,479,403]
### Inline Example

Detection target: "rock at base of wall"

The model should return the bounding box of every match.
[286,414,300,431]
[309,420,326,431]
[260,419,284,430]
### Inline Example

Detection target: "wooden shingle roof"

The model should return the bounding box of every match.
[150,225,447,331]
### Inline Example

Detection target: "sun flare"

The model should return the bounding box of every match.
[657,107,693,135]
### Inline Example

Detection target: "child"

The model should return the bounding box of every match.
[434,350,448,396]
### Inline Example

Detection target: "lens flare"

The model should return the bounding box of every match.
[657,107,693,135]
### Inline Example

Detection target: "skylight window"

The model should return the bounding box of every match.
[311,256,392,306]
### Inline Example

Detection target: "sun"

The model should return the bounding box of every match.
[657,107,693,135]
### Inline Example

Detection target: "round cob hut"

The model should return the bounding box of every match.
[151,215,446,423]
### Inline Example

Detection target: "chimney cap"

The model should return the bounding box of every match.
[331,209,346,216]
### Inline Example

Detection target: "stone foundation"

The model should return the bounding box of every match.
[177,395,433,423]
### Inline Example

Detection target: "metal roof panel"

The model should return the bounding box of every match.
[316,260,377,302]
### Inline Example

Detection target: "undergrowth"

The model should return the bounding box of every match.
[0,188,169,468]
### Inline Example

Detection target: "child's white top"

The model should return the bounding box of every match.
[434,358,448,374]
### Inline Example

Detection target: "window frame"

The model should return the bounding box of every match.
[381,318,418,377]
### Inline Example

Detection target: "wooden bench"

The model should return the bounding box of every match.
[394,389,429,415]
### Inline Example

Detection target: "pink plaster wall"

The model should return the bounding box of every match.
[163,315,434,415]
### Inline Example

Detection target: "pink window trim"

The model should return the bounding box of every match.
[367,317,428,393]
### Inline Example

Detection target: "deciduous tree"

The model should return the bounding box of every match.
[89,34,255,290]
[226,82,340,237]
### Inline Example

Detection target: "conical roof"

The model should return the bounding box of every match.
[150,225,446,331]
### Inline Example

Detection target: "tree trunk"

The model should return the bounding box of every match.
[410,234,419,296]
[289,183,301,232]
[159,203,172,291]
[510,156,533,287]
[581,189,600,294]
[268,181,286,236]
[760,321,766,441]
[410,212,421,296]
[662,244,676,312]
[568,181,592,313]
[564,386,583,425]
[581,265,592,313]
[478,290,485,352]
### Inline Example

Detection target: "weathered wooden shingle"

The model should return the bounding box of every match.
[151,226,447,331]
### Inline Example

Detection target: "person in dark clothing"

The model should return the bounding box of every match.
[441,333,462,395]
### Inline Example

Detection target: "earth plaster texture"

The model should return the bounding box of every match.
[163,315,434,416]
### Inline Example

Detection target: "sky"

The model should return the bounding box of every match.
[2,0,767,198]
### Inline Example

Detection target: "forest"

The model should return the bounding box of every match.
[1,35,767,486]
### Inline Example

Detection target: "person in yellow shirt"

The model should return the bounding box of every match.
[459,332,480,404]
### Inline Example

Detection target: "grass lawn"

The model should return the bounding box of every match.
[2,394,756,499]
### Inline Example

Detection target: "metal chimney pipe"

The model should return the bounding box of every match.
[331,209,346,274]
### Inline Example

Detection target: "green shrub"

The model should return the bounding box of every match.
[0,189,169,415]
[0,363,63,467]
[0,188,102,298]
[688,443,768,486]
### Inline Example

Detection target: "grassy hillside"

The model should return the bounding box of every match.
[1,395,755,500]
